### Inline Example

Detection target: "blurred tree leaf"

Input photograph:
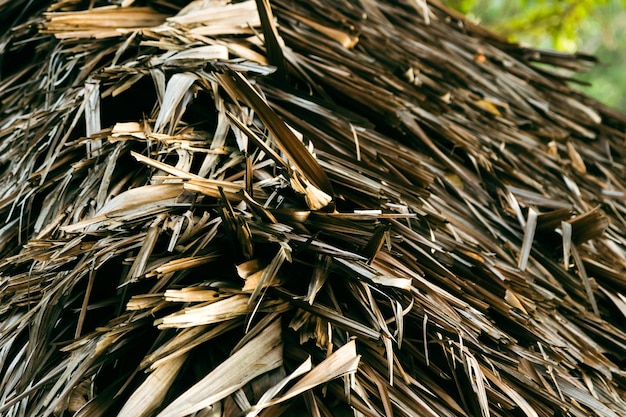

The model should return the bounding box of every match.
[446,0,626,111]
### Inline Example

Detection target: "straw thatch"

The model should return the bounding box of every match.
[1,0,626,416]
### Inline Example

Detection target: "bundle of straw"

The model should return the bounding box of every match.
[0,0,625,416]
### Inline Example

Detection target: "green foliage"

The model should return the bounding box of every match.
[446,0,626,111]
[454,0,610,51]
[445,0,475,14]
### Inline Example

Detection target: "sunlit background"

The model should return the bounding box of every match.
[446,0,626,112]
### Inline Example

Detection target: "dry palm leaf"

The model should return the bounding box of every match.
[1,0,626,416]
[117,353,188,417]
[156,319,283,417]
[43,6,167,39]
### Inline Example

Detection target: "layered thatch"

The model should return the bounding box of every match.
[1,0,626,416]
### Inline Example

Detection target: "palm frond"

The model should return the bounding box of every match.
[1,0,626,416]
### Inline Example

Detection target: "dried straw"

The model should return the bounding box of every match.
[1,0,626,416]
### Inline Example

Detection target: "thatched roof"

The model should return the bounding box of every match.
[2,0,626,416]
